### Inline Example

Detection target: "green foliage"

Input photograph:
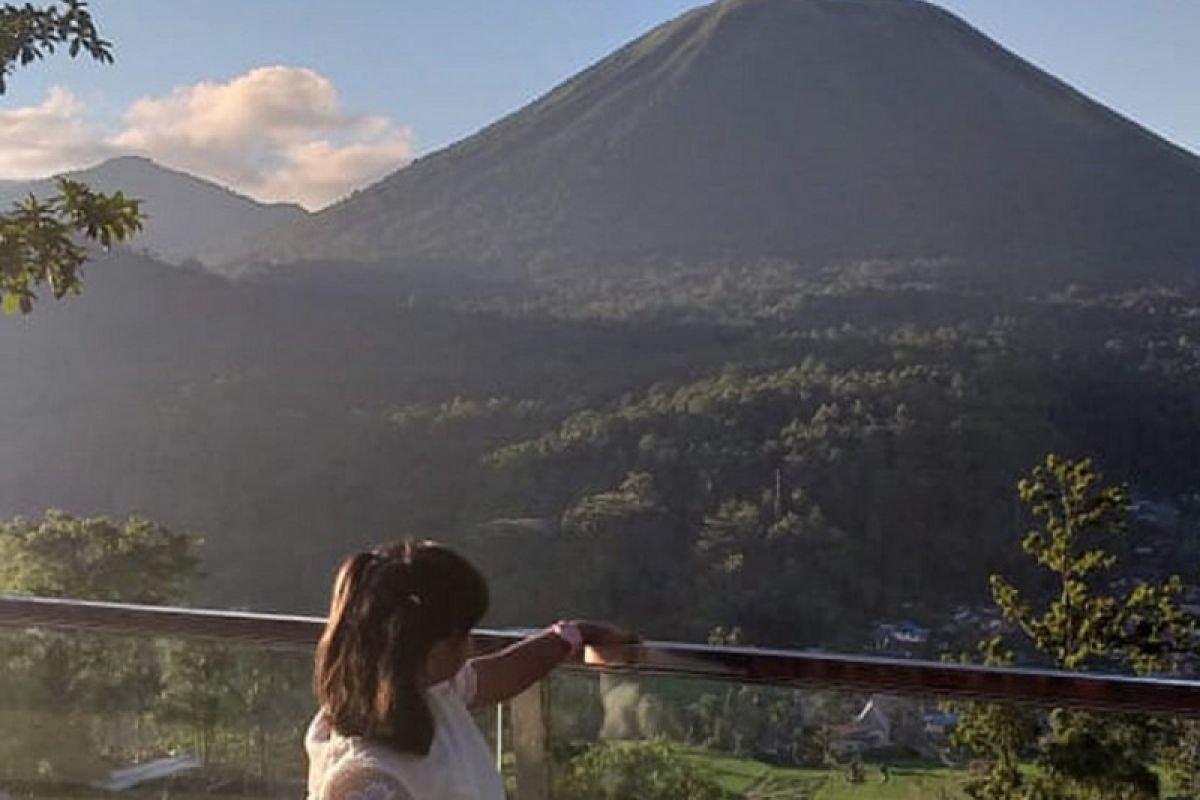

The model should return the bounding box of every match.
[1161,722,1200,798]
[0,508,308,784]
[0,0,111,93]
[556,739,732,800]
[680,683,813,761]
[488,356,1039,643]
[0,509,200,604]
[0,628,120,782]
[563,471,660,536]
[696,495,859,645]
[0,2,142,314]
[0,178,143,314]
[554,471,687,629]
[0,628,311,785]
[156,642,238,763]
[0,509,207,783]
[992,454,1193,675]
[952,454,1195,800]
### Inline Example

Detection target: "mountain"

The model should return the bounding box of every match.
[0,156,307,272]
[249,0,1200,283]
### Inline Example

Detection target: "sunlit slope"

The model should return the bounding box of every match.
[250,0,1200,280]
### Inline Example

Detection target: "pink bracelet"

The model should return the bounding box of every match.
[551,620,583,657]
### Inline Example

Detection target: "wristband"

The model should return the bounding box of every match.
[551,620,583,657]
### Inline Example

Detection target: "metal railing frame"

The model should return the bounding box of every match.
[4,593,1199,715]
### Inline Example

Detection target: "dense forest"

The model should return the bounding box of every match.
[4,250,1199,653]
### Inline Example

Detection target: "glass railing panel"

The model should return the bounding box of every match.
[5,598,1200,800]
[0,622,520,799]
[0,625,314,797]
[541,667,1192,800]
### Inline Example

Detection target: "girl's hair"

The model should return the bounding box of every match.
[314,540,489,755]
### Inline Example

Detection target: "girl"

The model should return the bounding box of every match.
[306,539,631,800]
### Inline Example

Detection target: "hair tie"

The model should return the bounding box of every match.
[406,593,423,608]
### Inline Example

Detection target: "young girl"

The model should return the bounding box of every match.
[306,539,630,800]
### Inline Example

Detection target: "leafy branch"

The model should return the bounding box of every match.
[0,0,112,93]
[0,178,142,314]
[0,2,144,314]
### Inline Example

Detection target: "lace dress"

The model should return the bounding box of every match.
[306,663,504,800]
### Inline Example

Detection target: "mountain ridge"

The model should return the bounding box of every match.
[0,156,308,272]
[245,0,1200,283]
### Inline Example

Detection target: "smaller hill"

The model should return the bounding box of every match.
[0,156,307,273]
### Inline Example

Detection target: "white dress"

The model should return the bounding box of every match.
[306,662,505,800]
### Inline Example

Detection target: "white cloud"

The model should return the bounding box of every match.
[0,67,414,209]
[0,87,114,178]
[112,66,415,209]
[257,137,414,209]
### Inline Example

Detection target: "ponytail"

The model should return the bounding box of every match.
[314,541,488,755]
[375,605,435,753]
[314,552,380,743]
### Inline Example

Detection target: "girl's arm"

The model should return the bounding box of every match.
[470,621,634,708]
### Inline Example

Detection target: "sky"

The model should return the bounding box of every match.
[1,0,1197,210]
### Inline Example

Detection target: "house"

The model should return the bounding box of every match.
[923,711,958,740]
[873,620,930,652]
[830,697,894,755]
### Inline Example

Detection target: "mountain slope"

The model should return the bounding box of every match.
[251,0,1200,282]
[0,250,760,609]
[0,156,307,272]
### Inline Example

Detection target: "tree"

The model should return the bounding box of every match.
[695,494,861,647]
[992,455,1190,675]
[0,509,200,603]
[559,471,686,630]
[0,510,201,781]
[556,739,731,800]
[1,0,113,91]
[0,511,315,781]
[952,454,1194,800]
[0,0,142,314]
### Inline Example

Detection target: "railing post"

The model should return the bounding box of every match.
[510,680,550,800]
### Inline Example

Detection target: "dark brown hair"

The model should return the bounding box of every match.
[314,540,489,755]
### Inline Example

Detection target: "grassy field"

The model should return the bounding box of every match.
[682,748,968,799]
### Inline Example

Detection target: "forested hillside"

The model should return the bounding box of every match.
[3,250,1199,651]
